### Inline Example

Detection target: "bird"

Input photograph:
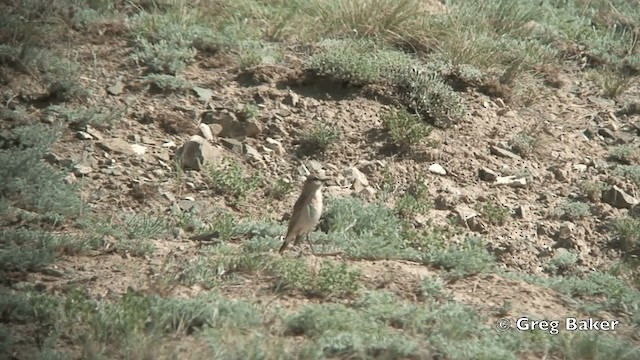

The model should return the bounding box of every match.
[279,172,329,254]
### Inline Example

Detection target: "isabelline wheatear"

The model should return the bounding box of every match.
[279,172,329,253]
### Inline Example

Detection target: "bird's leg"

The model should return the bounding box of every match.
[305,233,317,256]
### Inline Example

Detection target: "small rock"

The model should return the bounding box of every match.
[265,137,285,155]
[130,144,147,155]
[490,145,521,159]
[358,186,377,199]
[514,205,528,219]
[428,163,447,175]
[572,164,588,173]
[174,135,224,171]
[141,136,157,145]
[604,122,619,132]
[495,176,527,188]
[97,139,135,156]
[548,166,569,182]
[44,153,63,165]
[342,167,369,193]
[453,206,484,232]
[283,91,299,107]
[220,138,243,154]
[152,169,165,178]
[479,167,498,182]
[76,131,93,140]
[40,268,64,277]
[537,223,552,237]
[192,86,214,103]
[202,110,259,138]
[199,123,214,141]
[209,123,223,136]
[434,193,459,210]
[557,221,575,239]
[128,134,141,143]
[308,160,324,173]
[64,173,77,184]
[85,126,103,140]
[107,79,124,95]
[178,199,197,212]
[162,141,176,148]
[413,213,429,228]
[244,144,263,162]
[602,185,639,209]
[597,128,615,139]
[73,164,93,176]
[162,192,176,203]
[245,121,261,138]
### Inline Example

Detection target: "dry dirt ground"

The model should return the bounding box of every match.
[2,1,640,359]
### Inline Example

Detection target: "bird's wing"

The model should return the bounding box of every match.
[285,192,310,240]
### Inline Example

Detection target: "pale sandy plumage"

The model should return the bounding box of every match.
[279,173,328,253]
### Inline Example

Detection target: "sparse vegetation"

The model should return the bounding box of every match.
[272,259,361,299]
[476,201,510,226]
[3,0,640,358]
[395,177,432,218]
[206,161,263,206]
[509,131,537,158]
[579,181,606,202]
[546,250,579,275]
[611,215,640,256]
[268,178,293,200]
[47,105,124,130]
[614,165,640,186]
[554,201,591,221]
[422,235,496,279]
[609,145,640,165]
[302,121,340,153]
[145,73,190,92]
[382,108,433,152]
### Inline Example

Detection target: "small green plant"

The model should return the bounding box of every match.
[206,161,262,205]
[476,201,510,226]
[311,260,361,298]
[393,66,466,127]
[382,109,432,152]
[419,276,446,299]
[554,201,590,221]
[609,145,640,165]
[306,38,413,85]
[546,250,579,275]
[422,235,495,278]
[306,39,465,127]
[611,216,640,255]
[579,181,606,202]
[497,300,513,317]
[144,73,189,92]
[268,178,293,200]
[241,103,260,120]
[614,165,640,186]
[203,210,238,240]
[323,197,418,260]
[47,105,123,130]
[131,37,196,75]
[587,68,635,98]
[303,122,340,153]
[509,131,537,158]
[0,124,82,218]
[117,213,166,256]
[395,178,432,218]
[272,259,360,299]
[237,41,282,69]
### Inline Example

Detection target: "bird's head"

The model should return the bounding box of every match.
[304,172,329,191]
